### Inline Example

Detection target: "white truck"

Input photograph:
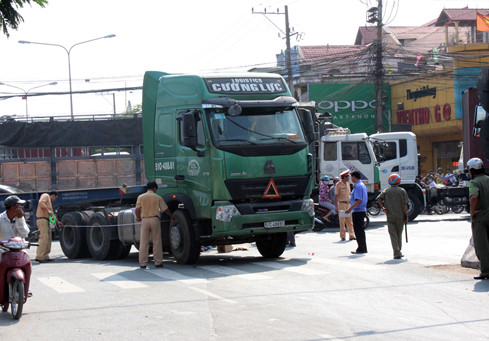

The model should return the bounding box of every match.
[316,122,468,221]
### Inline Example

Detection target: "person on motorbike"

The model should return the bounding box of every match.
[0,195,30,262]
[319,175,336,222]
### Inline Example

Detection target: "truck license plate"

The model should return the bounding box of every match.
[264,220,285,228]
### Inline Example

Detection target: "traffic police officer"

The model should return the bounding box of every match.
[467,158,489,280]
[135,181,174,269]
[376,173,409,259]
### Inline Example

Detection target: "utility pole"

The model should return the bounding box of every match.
[374,0,384,133]
[252,6,295,95]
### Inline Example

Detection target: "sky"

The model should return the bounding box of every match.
[0,0,488,119]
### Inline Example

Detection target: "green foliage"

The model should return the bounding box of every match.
[0,0,48,37]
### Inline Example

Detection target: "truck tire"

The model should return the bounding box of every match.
[256,232,287,258]
[169,210,200,264]
[86,212,121,260]
[113,242,132,259]
[60,211,90,259]
[407,191,421,222]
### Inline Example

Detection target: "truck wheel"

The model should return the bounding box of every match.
[60,211,90,259]
[114,242,132,259]
[86,212,120,260]
[407,191,421,222]
[256,232,287,258]
[169,210,200,264]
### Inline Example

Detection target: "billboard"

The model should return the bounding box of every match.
[309,83,390,135]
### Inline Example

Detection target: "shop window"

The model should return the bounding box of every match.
[434,140,461,172]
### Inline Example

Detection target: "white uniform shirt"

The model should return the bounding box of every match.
[0,210,30,241]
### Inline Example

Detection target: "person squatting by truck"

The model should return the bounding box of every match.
[467,158,489,280]
[376,173,409,259]
[318,175,336,222]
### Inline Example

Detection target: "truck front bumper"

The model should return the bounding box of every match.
[211,199,314,238]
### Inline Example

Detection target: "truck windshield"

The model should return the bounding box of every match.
[207,108,306,146]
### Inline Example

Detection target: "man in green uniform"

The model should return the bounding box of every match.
[376,173,409,259]
[467,158,489,280]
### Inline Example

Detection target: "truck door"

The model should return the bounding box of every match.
[340,141,375,192]
[154,111,177,188]
[377,138,415,186]
[176,108,211,216]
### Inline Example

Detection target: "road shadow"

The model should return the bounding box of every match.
[473,280,489,292]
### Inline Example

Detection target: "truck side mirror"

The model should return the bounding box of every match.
[474,105,487,134]
[298,108,316,143]
[178,111,198,150]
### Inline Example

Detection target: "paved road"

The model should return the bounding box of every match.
[1,212,488,340]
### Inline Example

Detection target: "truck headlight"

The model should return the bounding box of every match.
[216,205,241,222]
[301,199,315,217]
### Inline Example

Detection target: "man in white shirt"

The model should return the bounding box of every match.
[0,195,30,261]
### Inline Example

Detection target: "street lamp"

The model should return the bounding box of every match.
[19,34,116,120]
[0,81,57,120]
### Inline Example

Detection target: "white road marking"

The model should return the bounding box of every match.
[37,276,85,293]
[253,261,329,275]
[92,272,148,289]
[311,257,378,270]
[318,334,343,341]
[149,268,208,285]
[198,265,271,280]
[188,286,237,304]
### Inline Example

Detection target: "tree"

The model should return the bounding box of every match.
[0,0,48,37]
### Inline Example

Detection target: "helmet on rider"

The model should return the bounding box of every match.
[467,157,484,170]
[388,173,401,185]
[437,167,443,173]
[321,175,330,182]
[333,176,341,183]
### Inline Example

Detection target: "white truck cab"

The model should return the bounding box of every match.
[370,132,418,189]
[318,129,378,193]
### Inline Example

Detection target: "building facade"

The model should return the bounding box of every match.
[390,72,460,175]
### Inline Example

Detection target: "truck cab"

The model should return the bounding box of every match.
[370,132,418,189]
[318,128,379,193]
[139,71,315,264]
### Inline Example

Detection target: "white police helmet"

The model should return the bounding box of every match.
[467,158,484,170]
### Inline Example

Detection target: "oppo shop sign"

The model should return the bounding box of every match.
[309,83,389,135]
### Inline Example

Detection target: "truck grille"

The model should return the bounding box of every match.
[225,176,310,202]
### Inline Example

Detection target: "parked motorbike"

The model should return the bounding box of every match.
[433,204,450,215]
[451,205,465,214]
[0,237,36,319]
[314,204,369,231]
[367,202,381,216]
[314,204,339,231]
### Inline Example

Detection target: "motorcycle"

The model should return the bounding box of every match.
[451,205,465,214]
[314,204,369,231]
[0,237,36,319]
[314,204,339,231]
[433,204,450,215]
[367,202,381,216]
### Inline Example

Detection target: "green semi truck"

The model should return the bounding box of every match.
[137,71,315,263]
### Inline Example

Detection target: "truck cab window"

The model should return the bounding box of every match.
[342,142,358,160]
[207,109,306,145]
[323,142,337,161]
[358,142,371,164]
[400,139,407,157]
